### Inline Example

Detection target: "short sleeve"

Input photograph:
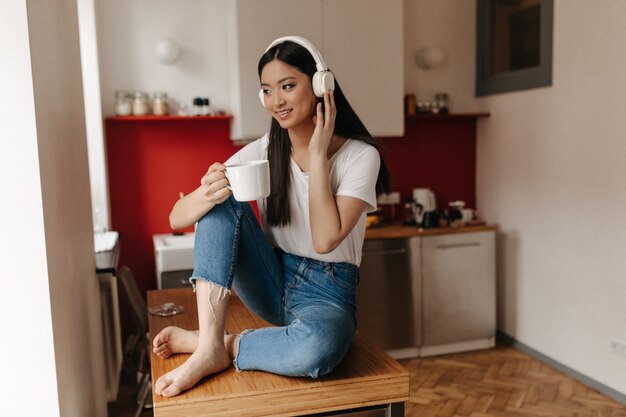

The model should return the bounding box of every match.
[225,134,269,165]
[335,144,381,213]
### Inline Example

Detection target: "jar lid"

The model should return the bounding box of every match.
[154,92,168,99]
[115,90,131,97]
[193,97,204,105]
[203,98,210,105]
[134,91,148,98]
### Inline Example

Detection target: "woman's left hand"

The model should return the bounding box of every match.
[309,90,336,157]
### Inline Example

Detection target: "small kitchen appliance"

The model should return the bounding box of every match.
[413,188,438,228]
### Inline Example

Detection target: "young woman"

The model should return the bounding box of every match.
[152,36,390,397]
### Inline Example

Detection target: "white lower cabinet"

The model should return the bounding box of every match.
[418,231,496,356]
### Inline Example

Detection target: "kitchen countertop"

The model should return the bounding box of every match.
[365,222,497,240]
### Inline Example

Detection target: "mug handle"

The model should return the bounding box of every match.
[223,169,232,191]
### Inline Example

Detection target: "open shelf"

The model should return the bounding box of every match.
[105,115,233,122]
[406,112,490,119]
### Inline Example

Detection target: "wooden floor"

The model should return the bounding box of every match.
[110,343,626,417]
[400,344,626,417]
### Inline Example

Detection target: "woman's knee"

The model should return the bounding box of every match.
[195,196,248,232]
[293,317,355,378]
[198,196,234,221]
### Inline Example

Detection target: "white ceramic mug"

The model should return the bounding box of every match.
[461,208,474,224]
[225,160,270,202]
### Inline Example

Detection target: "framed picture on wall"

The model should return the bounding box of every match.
[476,0,554,96]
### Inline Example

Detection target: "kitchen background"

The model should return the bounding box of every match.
[3,1,626,417]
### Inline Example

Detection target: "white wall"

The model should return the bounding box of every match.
[476,1,626,394]
[0,2,59,415]
[1,1,107,416]
[403,0,626,396]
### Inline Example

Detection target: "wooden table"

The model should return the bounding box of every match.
[148,288,409,417]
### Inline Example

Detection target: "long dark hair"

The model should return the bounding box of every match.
[258,40,391,227]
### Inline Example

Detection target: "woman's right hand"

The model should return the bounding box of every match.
[200,162,231,204]
[170,162,231,230]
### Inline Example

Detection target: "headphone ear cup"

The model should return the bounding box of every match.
[321,71,335,94]
[312,71,335,97]
[312,72,324,97]
[258,89,265,106]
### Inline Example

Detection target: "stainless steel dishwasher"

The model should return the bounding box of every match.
[356,238,421,358]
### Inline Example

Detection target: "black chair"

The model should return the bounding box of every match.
[116,266,152,417]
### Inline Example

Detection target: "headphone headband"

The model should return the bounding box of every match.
[265,35,328,73]
[261,35,334,101]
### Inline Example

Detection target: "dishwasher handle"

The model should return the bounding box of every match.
[362,248,407,256]
[436,242,481,250]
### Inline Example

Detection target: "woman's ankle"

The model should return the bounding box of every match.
[225,334,240,360]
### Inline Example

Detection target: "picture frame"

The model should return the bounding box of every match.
[476,0,554,96]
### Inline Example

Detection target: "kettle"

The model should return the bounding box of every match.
[412,188,438,228]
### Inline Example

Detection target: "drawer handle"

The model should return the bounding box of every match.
[180,278,192,286]
[362,248,407,256]
[436,242,481,249]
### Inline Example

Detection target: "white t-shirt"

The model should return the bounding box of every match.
[225,134,380,266]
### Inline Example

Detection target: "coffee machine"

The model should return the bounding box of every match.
[413,188,439,228]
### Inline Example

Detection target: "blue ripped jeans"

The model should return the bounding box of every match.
[190,196,358,378]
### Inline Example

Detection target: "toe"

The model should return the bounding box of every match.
[153,327,171,346]
[162,383,182,398]
[154,374,172,396]
[157,348,172,358]
[153,336,165,348]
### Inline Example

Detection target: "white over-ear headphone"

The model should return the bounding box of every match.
[259,35,335,106]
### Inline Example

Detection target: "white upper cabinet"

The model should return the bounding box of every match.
[228,0,403,141]
[321,0,404,138]
[227,0,322,141]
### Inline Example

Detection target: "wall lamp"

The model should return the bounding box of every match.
[415,46,446,70]
[154,38,181,65]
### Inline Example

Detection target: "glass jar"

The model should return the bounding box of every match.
[448,200,465,227]
[403,199,417,226]
[152,92,169,116]
[192,97,203,116]
[132,92,149,116]
[114,91,132,116]
[201,98,211,116]
[434,93,449,114]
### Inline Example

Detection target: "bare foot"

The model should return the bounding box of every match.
[153,326,199,358]
[154,343,231,397]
